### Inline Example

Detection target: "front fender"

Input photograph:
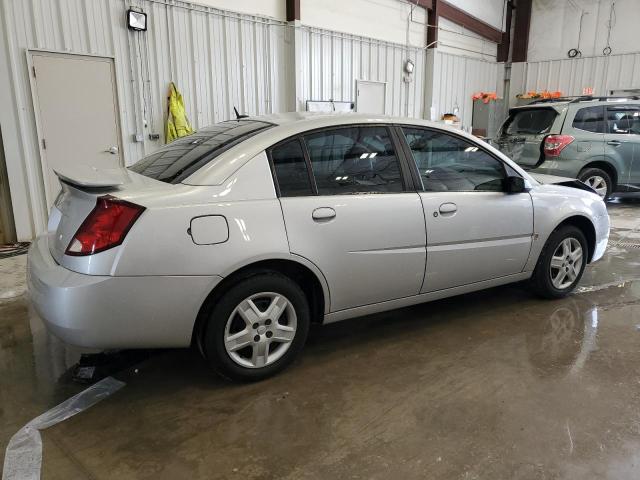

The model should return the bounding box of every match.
[525,184,609,271]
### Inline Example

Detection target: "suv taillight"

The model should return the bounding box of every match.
[543,134,575,157]
[66,195,145,256]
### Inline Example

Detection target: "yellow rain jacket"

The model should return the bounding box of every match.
[165,82,194,143]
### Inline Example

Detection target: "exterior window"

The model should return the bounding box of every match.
[129,120,273,184]
[402,128,506,192]
[270,139,314,197]
[503,108,557,135]
[304,126,404,195]
[607,106,640,134]
[572,106,605,133]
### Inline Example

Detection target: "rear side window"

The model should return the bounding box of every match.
[129,120,273,184]
[607,106,640,134]
[503,109,557,135]
[270,139,314,196]
[572,106,605,133]
[304,126,404,195]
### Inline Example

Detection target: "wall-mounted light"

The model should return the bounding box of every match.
[404,59,415,75]
[127,9,147,31]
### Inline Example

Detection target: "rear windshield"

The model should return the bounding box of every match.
[129,120,273,183]
[502,108,557,135]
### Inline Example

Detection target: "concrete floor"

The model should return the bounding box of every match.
[2,200,640,479]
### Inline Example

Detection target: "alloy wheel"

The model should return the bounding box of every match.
[584,175,607,198]
[224,292,297,368]
[549,237,583,289]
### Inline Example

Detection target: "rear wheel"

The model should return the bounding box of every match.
[578,167,612,199]
[202,272,310,381]
[531,226,588,299]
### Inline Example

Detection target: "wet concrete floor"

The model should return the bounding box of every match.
[2,199,640,479]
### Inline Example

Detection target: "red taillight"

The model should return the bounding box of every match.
[65,195,145,256]
[543,134,575,157]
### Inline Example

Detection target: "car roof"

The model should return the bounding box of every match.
[184,112,528,186]
[511,96,640,111]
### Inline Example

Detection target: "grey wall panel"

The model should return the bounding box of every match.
[0,0,288,237]
[513,54,640,99]
[431,50,500,131]
[299,26,426,118]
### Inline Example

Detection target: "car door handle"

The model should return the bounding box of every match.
[312,207,336,221]
[104,146,119,154]
[438,203,457,214]
[607,140,622,146]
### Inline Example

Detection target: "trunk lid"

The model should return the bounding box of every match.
[495,106,560,167]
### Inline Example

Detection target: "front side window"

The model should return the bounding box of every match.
[572,106,605,133]
[607,106,640,134]
[270,139,314,197]
[304,126,404,195]
[402,128,506,192]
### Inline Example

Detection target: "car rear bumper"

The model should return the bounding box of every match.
[27,234,222,349]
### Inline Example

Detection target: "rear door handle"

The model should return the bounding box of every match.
[438,202,457,215]
[312,207,336,221]
[607,140,622,146]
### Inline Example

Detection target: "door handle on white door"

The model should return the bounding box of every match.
[438,203,457,215]
[312,207,336,221]
[104,146,119,154]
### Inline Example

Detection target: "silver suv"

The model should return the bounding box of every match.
[495,96,640,198]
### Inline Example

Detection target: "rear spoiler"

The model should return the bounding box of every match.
[53,166,129,188]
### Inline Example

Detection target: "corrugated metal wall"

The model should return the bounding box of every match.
[512,53,640,98]
[299,26,427,118]
[431,50,501,131]
[0,0,288,237]
[0,0,502,239]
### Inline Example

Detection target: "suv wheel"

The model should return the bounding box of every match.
[578,167,612,199]
[202,272,310,381]
[531,225,588,299]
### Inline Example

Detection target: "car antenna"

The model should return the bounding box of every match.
[233,107,249,120]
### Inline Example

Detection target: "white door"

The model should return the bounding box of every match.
[400,127,534,292]
[30,52,122,206]
[356,80,386,115]
[268,126,426,312]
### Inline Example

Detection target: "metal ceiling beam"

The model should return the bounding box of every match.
[512,0,532,62]
[286,0,300,22]
[497,0,513,62]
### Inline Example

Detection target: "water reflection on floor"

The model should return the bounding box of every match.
[1,199,640,479]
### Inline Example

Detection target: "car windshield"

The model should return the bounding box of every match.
[129,120,273,184]
[503,108,557,135]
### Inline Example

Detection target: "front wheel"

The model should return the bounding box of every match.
[578,167,612,199]
[202,272,310,381]
[531,226,588,299]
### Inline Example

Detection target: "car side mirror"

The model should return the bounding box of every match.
[505,176,528,194]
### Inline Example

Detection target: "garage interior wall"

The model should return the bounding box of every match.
[0,0,503,241]
[509,0,640,106]
[510,52,640,106]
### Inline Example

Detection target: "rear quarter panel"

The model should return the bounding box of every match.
[113,152,290,277]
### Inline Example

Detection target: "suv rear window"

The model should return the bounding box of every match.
[129,120,273,184]
[503,108,557,135]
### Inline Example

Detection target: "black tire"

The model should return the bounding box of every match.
[578,167,612,199]
[202,272,310,381]
[531,225,588,299]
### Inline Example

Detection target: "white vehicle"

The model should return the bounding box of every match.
[28,113,610,380]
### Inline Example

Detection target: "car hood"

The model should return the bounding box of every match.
[528,173,599,196]
[528,173,574,185]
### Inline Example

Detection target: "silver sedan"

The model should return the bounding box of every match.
[28,113,610,380]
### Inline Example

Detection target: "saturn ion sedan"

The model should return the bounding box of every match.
[28,113,610,380]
